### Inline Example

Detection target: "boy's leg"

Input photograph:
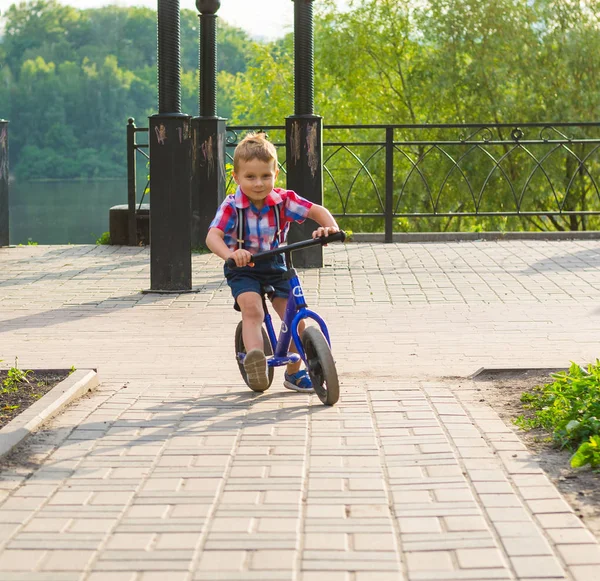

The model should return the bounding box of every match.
[237,291,265,352]
[237,292,269,391]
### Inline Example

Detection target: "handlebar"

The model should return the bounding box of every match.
[226,230,346,269]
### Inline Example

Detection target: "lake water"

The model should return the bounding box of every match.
[8,179,132,245]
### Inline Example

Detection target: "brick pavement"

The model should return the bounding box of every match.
[0,240,599,580]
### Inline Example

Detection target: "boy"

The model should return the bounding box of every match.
[206,132,339,393]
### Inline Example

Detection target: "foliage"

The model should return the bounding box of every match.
[1,358,32,394]
[571,435,600,469]
[0,0,251,180]
[514,360,600,468]
[220,0,600,233]
[2,0,600,233]
[96,232,111,245]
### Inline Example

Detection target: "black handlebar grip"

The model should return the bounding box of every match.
[225,257,237,269]
[321,231,346,244]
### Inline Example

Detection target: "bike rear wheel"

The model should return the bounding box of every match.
[235,321,274,392]
[302,326,339,406]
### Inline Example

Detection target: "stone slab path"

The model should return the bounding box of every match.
[0,240,599,580]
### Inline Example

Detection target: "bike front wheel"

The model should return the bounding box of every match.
[302,326,339,406]
[235,321,274,392]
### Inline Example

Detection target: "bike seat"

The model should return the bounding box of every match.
[233,285,276,312]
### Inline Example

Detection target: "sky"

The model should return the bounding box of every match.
[0,0,350,40]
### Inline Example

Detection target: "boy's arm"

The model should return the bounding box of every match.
[205,228,253,267]
[307,204,340,239]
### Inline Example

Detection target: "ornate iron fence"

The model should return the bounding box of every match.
[129,121,600,241]
[126,118,151,245]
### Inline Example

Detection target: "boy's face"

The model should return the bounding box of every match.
[233,158,279,207]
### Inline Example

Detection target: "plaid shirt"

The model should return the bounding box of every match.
[209,187,313,254]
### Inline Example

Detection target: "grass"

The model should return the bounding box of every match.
[0,360,74,428]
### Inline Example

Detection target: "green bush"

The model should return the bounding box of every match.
[571,435,600,469]
[96,232,111,245]
[515,360,600,469]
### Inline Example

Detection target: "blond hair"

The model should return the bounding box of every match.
[233,132,278,172]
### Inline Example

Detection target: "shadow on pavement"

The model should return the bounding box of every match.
[0,388,328,480]
[521,247,600,274]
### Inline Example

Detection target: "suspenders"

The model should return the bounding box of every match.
[236,204,282,251]
[236,206,245,251]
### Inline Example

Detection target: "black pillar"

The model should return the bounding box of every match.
[149,0,192,291]
[198,0,218,118]
[191,0,227,248]
[0,120,8,247]
[286,0,323,267]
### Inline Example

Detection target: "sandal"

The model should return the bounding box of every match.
[283,369,314,393]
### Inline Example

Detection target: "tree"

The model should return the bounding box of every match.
[0,1,255,179]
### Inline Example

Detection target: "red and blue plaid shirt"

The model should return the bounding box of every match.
[209,187,313,254]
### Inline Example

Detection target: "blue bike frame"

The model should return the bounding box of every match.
[230,231,345,369]
[263,270,331,368]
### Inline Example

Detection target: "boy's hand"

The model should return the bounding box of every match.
[228,249,254,267]
[312,226,340,239]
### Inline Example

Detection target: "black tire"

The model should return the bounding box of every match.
[235,321,274,392]
[302,326,340,406]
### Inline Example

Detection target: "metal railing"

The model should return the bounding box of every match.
[128,121,600,241]
[126,118,150,246]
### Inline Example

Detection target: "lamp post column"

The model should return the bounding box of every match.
[149,0,192,291]
[191,0,227,249]
[286,0,323,267]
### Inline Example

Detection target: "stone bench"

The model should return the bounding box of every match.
[109,204,149,245]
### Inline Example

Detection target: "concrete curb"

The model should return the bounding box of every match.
[352,230,600,242]
[0,368,99,458]
[468,366,566,379]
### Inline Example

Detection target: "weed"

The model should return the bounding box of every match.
[96,232,111,245]
[1,358,32,394]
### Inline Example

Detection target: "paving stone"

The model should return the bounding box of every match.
[0,549,47,571]
[510,555,567,578]
[570,564,600,581]
[455,547,506,568]
[352,533,396,551]
[546,528,598,545]
[41,549,96,571]
[195,549,247,571]
[405,550,455,571]
[302,573,348,581]
[87,573,137,581]
[304,533,348,551]
[250,549,296,569]
[443,516,489,532]
[501,535,553,556]
[105,533,155,551]
[555,543,600,565]
[2,241,600,579]
[398,517,443,534]
[139,574,187,581]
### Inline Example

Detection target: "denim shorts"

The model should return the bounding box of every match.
[224,255,290,302]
